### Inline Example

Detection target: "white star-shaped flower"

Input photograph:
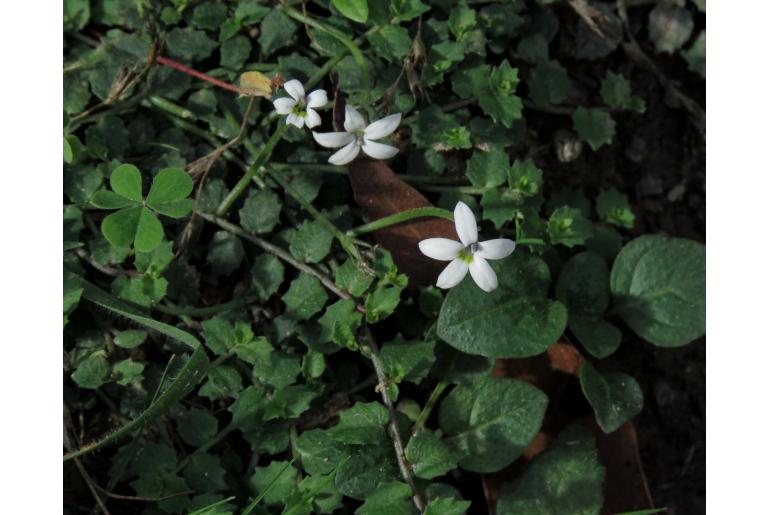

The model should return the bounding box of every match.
[312,105,401,166]
[273,79,327,129]
[418,202,515,292]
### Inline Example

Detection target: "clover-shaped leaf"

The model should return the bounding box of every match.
[93,165,193,253]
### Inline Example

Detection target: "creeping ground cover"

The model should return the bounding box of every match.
[64,0,706,513]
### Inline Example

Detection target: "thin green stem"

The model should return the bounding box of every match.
[347,207,454,237]
[155,294,260,317]
[516,238,546,246]
[417,185,488,195]
[282,4,370,103]
[411,381,448,436]
[216,123,288,216]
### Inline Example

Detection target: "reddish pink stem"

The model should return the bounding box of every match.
[155,55,241,94]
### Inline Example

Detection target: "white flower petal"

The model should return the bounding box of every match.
[436,258,469,289]
[364,113,402,140]
[328,140,360,166]
[419,238,463,261]
[312,131,355,148]
[344,105,366,131]
[469,257,498,292]
[454,201,478,246]
[286,113,304,128]
[284,79,305,102]
[273,97,296,115]
[305,108,322,129]
[306,89,328,109]
[476,239,516,260]
[361,139,399,160]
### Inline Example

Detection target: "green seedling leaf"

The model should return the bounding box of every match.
[572,107,616,151]
[495,423,605,514]
[438,253,567,358]
[439,375,548,472]
[548,206,594,248]
[405,430,461,479]
[611,235,706,346]
[600,71,645,113]
[596,188,636,229]
[466,147,508,188]
[580,362,643,433]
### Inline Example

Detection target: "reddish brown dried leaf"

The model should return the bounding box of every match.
[347,160,456,287]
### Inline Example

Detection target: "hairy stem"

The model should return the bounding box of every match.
[347,207,454,237]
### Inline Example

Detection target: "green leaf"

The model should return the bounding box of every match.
[334,443,400,500]
[184,453,227,493]
[528,60,569,109]
[328,402,389,445]
[134,207,164,253]
[572,107,615,151]
[355,482,416,515]
[365,286,403,323]
[648,3,694,54]
[380,336,435,384]
[91,190,136,209]
[548,206,594,248]
[251,254,285,300]
[113,358,144,385]
[71,351,111,389]
[239,189,282,234]
[596,188,635,229]
[405,430,461,479]
[335,258,375,297]
[64,270,83,321]
[207,230,245,278]
[249,338,301,388]
[290,221,334,263]
[102,207,142,248]
[495,423,605,514]
[110,164,143,202]
[250,460,299,505]
[199,365,243,400]
[600,72,645,113]
[569,316,622,359]
[177,407,218,447]
[332,0,368,23]
[259,9,296,57]
[295,429,350,475]
[367,25,411,63]
[201,317,253,355]
[425,497,472,515]
[146,168,193,205]
[283,273,329,320]
[437,253,567,358]
[439,376,548,472]
[432,343,494,385]
[318,299,363,348]
[166,27,218,61]
[466,147,509,188]
[64,136,74,164]
[683,30,706,79]
[610,235,706,346]
[264,384,317,420]
[221,35,252,70]
[391,0,430,22]
[508,159,543,196]
[580,362,643,433]
[191,1,228,30]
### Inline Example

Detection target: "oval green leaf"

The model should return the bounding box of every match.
[91,190,137,210]
[331,0,368,23]
[134,207,164,253]
[101,206,142,248]
[439,375,548,473]
[146,167,193,205]
[110,163,143,202]
[579,362,643,434]
[610,235,705,347]
[437,253,567,358]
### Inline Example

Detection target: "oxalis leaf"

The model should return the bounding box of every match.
[495,423,605,515]
[63,279,210,461]
[610,235,705,347]
[437,252,567,358]
[439,375,548,473]
[580,362,643,434]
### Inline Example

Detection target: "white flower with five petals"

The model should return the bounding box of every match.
[312,105,401,166]
[273,79,327,129]
[418,202,515,292]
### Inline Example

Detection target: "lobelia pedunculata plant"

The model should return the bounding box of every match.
[64,0,705,513]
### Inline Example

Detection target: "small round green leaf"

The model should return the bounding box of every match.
[437,253,567,358]
[101,207,142,248]
[556,251,611,316]
[110,164,143,202]
[146,168,193,205]
[610,235,705,346]
[439,376,548,473]
[331,0,368,23]
[580,362,643,434]
[91,190,137,210]
[134,207,164,253]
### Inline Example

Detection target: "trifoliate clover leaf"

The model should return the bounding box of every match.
[600,71,646,113]
[596,188,636,229]
[580,362,644,433]
[572,107,616,151]
[548,206,594,248]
